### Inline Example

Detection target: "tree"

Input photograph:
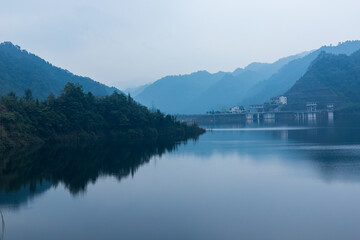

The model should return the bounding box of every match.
[24,89,33,101]
[7,91,16,99]
[46,93,56,105]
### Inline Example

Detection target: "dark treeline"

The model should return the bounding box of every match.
[0,82,205,150]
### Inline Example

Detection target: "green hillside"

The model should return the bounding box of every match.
[285,50,360,111]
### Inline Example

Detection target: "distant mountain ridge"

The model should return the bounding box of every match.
[135,41,360,114]
[187,51,310,113]
[0,42,120,99]
[135,70,227,113]
[135,50,308,114]
[124,84,150,97]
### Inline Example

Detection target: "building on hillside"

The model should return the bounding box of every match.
[269,96,287,105]
[229,106,245,114]
[279,96,287,105]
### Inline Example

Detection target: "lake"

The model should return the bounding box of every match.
[1,120,360,240]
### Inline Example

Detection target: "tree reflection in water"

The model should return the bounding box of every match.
[0,138,196,205]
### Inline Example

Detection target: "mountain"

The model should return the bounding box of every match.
[137,41,360,114]
[135,70,227,114]
[187,70,266,113]
[186,52,309,113]
[241,41,360,106]
[135,51,307,114]
[285,50,360,111]
[0,42,120,99]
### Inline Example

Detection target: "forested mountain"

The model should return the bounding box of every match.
[0,83,204,150]
[135,51,307,114]
[241,41,360,106]
[0,42,120,99]
[285,50,360,111]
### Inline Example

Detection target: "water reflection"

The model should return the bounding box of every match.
[184,121,360,184]
[0,182,51,210]
[2,120,360,210]
[0,140,191,209]
[2,121,360,240]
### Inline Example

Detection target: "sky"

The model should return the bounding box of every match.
[1,0,360,90]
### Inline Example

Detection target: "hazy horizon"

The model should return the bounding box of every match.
[2,0,360,89]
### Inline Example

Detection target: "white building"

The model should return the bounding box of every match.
[229,106,245,114]
[279,96,287,105]
[269,96,287,105]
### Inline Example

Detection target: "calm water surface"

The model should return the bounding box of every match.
[1,121,360,240]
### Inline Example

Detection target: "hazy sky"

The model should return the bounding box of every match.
[1,0,360,89]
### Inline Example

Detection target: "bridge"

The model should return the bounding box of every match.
[245,102,334,121]
[245,110,333,121]
[177,103,335,125]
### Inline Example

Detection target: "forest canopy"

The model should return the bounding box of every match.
[0,83,205,150]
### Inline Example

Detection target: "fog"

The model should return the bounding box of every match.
[1,0,360,89]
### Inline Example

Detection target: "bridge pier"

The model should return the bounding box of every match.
[246,113,253,120]
[295,112,305,120]
[263,113,275,119]
[307,112,316,119]
[328,111,334,124]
